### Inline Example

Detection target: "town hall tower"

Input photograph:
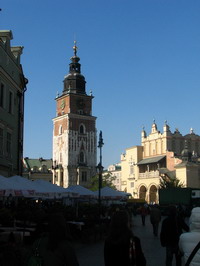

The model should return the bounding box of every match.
[52,42,97,187]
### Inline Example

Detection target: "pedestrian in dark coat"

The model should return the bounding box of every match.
[160,205,189,266]
[150,204,161,236]
[104,210,146,266]
[140,204,148,226]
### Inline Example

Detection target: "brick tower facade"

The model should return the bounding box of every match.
[52,42,97,188]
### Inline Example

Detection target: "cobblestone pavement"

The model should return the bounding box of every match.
[75,214,177,266]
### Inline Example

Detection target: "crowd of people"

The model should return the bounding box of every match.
[0,197,199,265]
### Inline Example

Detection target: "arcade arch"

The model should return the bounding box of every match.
[149,184,158,204]
[139,185,147,201]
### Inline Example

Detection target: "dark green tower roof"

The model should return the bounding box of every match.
[63,41,86,95]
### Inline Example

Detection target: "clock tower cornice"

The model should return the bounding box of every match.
[68,113,97,121]
[53,113,96,122]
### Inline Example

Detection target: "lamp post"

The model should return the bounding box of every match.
[97,131,104,211]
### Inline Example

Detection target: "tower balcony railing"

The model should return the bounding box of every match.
[139,170,160,179]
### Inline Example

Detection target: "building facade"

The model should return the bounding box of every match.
[52,42,97,188]
[0,30,27,177]
[121,121,200,203]
[106,163,122,191]
[22,157,53,182]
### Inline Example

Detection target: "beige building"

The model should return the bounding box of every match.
[0,30,28,177]
[106,164,122,191]
[120,121,200,203]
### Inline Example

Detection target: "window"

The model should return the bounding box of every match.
[79,152,85,163]
[79,124,85,134]
[59,125,63,135]
[32,166,38,172]
[81,171,87,182]
[91,139,93,152]
[0,128,3,155]
[41,165,47,172]
[60,153,62,163]
[0,83,4,108]
[131,182,134,188]
[6,132,11,157]
[60,172,63,186]
[8,91,13,114]
[80,125,84,134]
[130,165,134,175]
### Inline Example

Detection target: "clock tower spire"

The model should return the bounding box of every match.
[63,41,86,95]
[52,43,97,188]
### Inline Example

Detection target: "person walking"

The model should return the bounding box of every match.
[140,204,148,226]
[179,207,200,266]
[104,210,146,266]
[150,204,161,236]
[160,205,189,266]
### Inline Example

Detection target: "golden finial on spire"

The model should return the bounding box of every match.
[73,40,78,56]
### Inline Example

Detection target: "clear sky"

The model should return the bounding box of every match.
[1,0,200,169]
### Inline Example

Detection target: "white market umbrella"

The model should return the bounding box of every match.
[66,185,95,198]
[0,175,15,196]
[33,179,75,198]
[9,175,36,197]
[94,186,127,199]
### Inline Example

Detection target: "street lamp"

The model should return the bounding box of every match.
[97,131,104,210]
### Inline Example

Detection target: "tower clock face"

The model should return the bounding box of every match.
[77,99,85,108]
[60,99,65,110]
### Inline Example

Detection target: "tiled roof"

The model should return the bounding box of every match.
[137,155,166,165]
[24,158,52,170]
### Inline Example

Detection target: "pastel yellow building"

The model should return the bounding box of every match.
[106,164,122,191]
[120,121,200,203]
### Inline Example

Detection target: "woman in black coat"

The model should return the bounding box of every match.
[104,210,146,266]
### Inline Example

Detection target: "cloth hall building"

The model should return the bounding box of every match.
[120,121,200,203]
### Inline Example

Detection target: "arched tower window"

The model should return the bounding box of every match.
[79,124,85,134]
[59,125,63,135]
[79,151,85,163]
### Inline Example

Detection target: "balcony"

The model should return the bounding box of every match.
[139,170,159,179]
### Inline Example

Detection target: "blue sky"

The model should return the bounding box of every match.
[1,0,200,169]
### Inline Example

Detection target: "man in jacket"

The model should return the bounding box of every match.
[179,207,200,266]
[160,205,189,266]
[150,204,161,236]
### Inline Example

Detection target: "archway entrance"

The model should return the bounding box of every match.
[149,185,157,204]
[139,186,147,201]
